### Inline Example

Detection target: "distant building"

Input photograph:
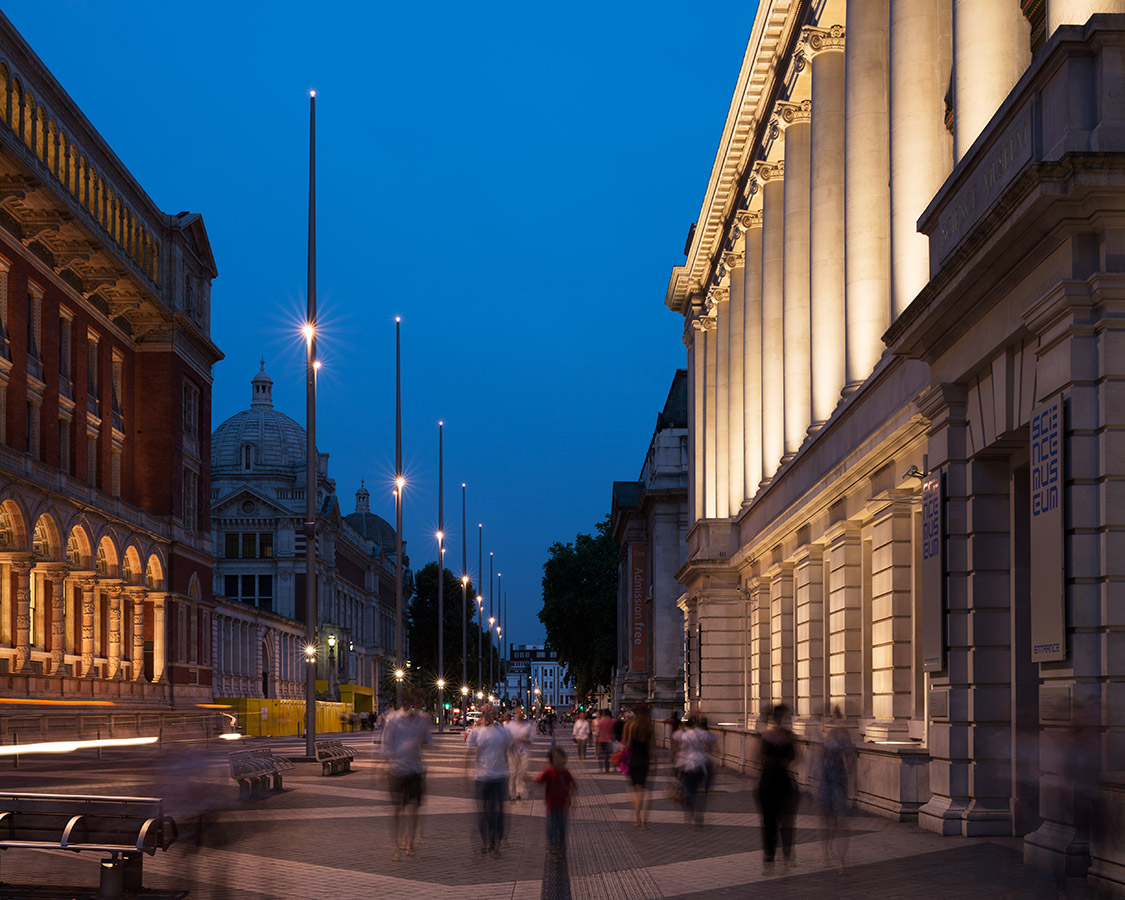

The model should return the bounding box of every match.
[507,643,574,710]
[210,365,404,714]
[0,11,220,705]
[611,371,689,719]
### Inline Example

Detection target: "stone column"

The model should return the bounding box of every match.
[952,0,1030,160]
[845,0,891,387]
[1048,0,1125,36]
[748,575,772,725]
[826,523,865,718]
[714,289,731,519]
[105,582,124,679]
[687,324,702,523]
[11,560,33,673]
[679,593,700,715]
[78,576,96,676]
[46,567,67,676]
[127,588,147,682]
[867,499,915,741]
[726,254,745,512]
[805,27,847,427]
[890,0,953,317]
[775,100,813,458]
[769,563,796,708]
[794,544,826,722]
[151,593,167,683]
[741,211,764,502]
[756,161,786,484]
[702,316,718,518]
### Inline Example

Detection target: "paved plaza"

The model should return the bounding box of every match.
[0,730,1096,899]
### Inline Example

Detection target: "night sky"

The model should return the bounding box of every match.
[3,1,757,647]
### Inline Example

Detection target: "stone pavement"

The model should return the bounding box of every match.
[0,729,1098,899]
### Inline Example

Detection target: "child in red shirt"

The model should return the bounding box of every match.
[536,746,577,857]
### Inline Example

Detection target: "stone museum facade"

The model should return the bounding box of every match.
[611,370,689,720]
[210,365,402,713]
[0,11,220,706]
[668,0,1124,891]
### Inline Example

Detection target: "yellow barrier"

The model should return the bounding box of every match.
[226,698,352,738]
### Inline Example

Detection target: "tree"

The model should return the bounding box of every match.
[538,515,617,702]
[406,563,497,707]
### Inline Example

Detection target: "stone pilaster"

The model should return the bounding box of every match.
[45,567,67,676]
[713,288,731,519]
[845,0,891,387]
[755,161,786,483]
[78,576,96,676]
[794,544,826,722]
[105,581,124,679]
[774,100,812,458]
[804,26,847,428]
[769,562,796,708]
[697,592,745,726]
[748,575,773,724]
[127,587,147,682]
[740,211,764,502]
[687,321,702,523]
[701,315,718,518]
[726,255,745,512]
[826,523,865,718]
[952,0,1030,160]
[11,560,33,673]
[150,593,168,683]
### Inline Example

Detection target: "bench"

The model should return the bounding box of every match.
[315,740,358,776]
[228,748,294,799]
[0,791,176,899]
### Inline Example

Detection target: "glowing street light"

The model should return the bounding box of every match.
[304,87,318,759]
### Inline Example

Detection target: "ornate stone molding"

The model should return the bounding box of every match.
[800,24,845,57]
[724,250,745,270]
[785,46,807,88]
[772,99,812,132]
[740,209,764,231]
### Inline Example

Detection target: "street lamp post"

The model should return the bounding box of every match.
[304,89,318,760]
[436,421,444,734]
[461,575,468,727]
[394,318,404,710]
[476,594,483,693]
[488,552,493,692]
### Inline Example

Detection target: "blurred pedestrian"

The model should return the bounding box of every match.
[381,687,433,861]
[680,715,716,827]
[536,746,577,858]
[506,707,534,800]
[667,714,684,807]
[596,709,615,772]
[817,706,855,869]
[466,704,513,857]
[571,711,590,760]
[756,704,798,871]
[623,704,655,828]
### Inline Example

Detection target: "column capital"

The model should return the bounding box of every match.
[771,99,812,133]
[739,209,764,231]
[748,160,785,200]
[124,585,148,600]
[800,24,845,57]
[723,250,745,270]
[101,580,125,597]
[8,556,35,575]
[692,314,717,333]
[43,565,69,582]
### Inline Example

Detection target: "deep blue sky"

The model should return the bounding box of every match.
[5,1,756,648]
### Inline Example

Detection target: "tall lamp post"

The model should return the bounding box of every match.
[394,317,404,709]
[497,572,503,688]
[488,552,493,692]
[436,421,444,733]
[304,89,318,759]
[460,575,468,726]
[476,594,483,693]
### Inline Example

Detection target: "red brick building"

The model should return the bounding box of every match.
[0,10,221,706]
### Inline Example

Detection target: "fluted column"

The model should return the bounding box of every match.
[105,582,124,679]
[890,0,953,316]
[741,211,764,501]
[687,325,701,523]
[756,161,786,484]
[11,560,33,673]
[46,567,67,675]
[775,100,812,458]
[714,289,731,519]
[726,253,745,512]
[953,0,1029,160]
[151,593,168,683]
[845,0,891,387]
[78,576,96,676]
[805,26,847,427]
[702,315,718,518]
[127,588,147,682]
[1048,0,1125,36]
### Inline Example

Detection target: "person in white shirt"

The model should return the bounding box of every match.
[381,688,433,860]
[571,711,590,760]
[465,704,513,856]
[506,708,534,800]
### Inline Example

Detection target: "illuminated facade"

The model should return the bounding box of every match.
[0,12,220,705]
[670,1,1125,889]
[611,370,689,719]
[210,366,402,710]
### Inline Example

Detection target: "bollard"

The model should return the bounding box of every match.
[97,856,124,900]
[12,732,18,769]
[158,726,163,755]
[97,728,103,760]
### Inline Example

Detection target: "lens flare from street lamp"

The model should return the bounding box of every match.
[436,531,443,541]
[395,668,405,680]
[304,644,317,658]
[396,476,405,490]
[310,90,316,98]
[437,679,445,689]
[461,685,469,695]
[302,323,315,341]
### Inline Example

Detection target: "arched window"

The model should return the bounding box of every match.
[95,544,108,576]
[242,444,255,471]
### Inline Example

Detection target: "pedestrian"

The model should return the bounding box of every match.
[680,715,716,827]
[380,687,432,861]
[817,706,855,869]
[506,707,534,800]
[667,714,684,807]
[465,703,513,857]
[623,704,654,828]
[596,709,615,772]
[756,703,798,871]
[545,707,558,745]
[536,746,577,858]
[571,711,590,760]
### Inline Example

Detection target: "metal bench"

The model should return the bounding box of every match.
[314,740,357,776]
[0,791,176,899]
[228,748,294,799]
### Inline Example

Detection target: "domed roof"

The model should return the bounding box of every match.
[212,363,310,471]
[344,482,397,553]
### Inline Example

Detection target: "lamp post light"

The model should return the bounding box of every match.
[488,615,495,695]
[476,594,483,693]
[496,626,502,702]
[461,575,468,727]
[327,633,336,703]
[303,89,319,760]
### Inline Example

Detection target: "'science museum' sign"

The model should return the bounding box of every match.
[1030,396,1066,662]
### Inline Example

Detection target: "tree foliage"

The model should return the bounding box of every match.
[538,515,617,702]
[406,562,498,706]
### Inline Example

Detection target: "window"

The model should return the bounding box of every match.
[26,285,41,361]
[87,332,99,395]
[58,417,69,472]
[59,311,72,379]
[224,574,273,609]
[225,533,239,559]
[111,350,124,427]
[111,447,121,496]
[183,381,199,439]
[0,256,9,352]
[86,432,98,487]
[183,468,198,531]
[242,443,254,471]
[242,533,256,560]
[260,533,273,558]
[224,575,238,598]
[225,532,274,559]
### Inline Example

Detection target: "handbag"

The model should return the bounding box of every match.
[617,746,632,776]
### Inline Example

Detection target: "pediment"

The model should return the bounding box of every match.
[211,486,290,519]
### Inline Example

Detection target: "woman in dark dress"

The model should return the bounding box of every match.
[623,704,654,828]
[756,704,798,869]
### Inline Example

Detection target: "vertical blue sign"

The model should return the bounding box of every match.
[1030,396,1065,662]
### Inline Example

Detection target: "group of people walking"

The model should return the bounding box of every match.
[380,696,855,873]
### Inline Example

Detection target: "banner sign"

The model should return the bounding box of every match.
[630,542,648,671]
[1030,396,1066,662]
[922,470,945,672]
